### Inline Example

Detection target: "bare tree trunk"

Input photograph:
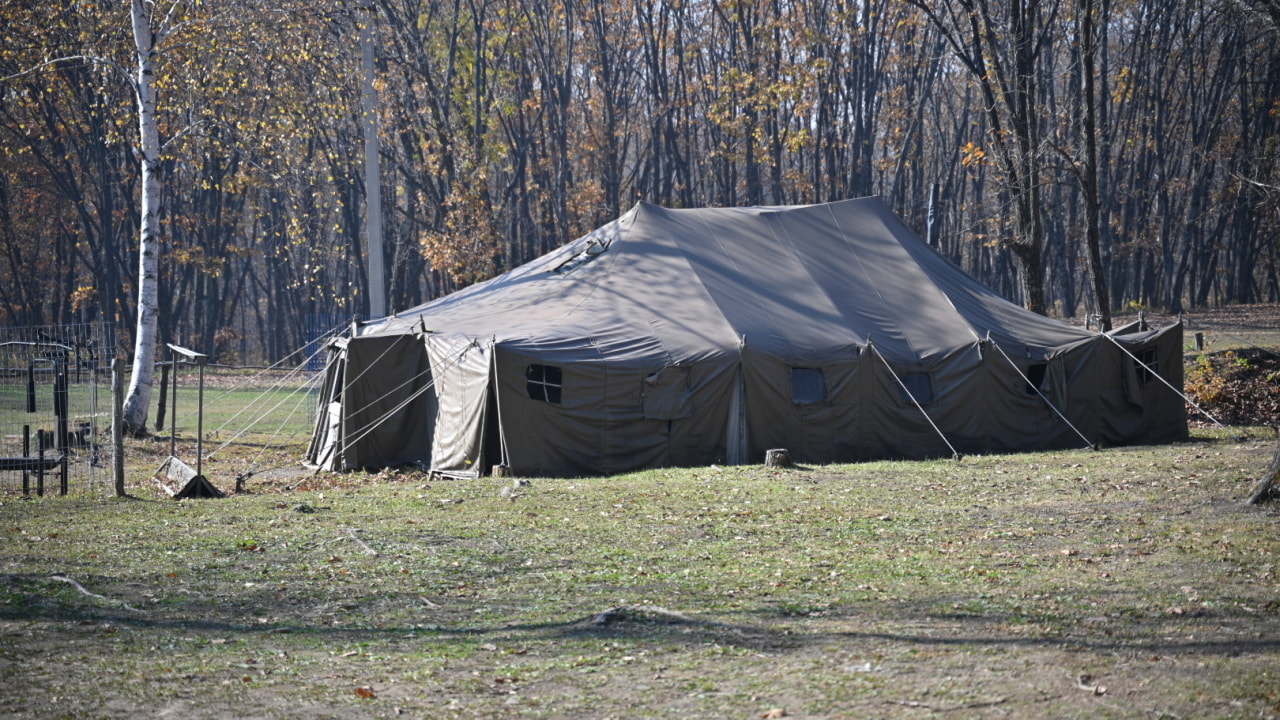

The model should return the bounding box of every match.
[910,0,1049,314]
[1078,0,1111,330]
[121,0,169,434]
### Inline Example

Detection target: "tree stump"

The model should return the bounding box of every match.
[765,448,792,469]
[1246,435,1280,505]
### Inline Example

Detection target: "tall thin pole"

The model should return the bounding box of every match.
[360,7,386,319]
[112,357,125,497]
[170,353,178,459]
[196,361,204,479]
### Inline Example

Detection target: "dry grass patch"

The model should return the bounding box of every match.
[1,428,1278,718]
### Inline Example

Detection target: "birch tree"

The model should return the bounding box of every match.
[120,0,180,433]
[1,0,181,431]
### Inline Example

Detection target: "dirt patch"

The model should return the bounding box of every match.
[1184,303,1280,331]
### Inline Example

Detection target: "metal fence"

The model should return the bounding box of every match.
[0,322,117,496]
[306,313,357,371]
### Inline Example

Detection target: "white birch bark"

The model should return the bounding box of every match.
[121,0,169,433]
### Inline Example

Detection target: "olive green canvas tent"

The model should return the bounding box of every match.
[307,197,1186,477]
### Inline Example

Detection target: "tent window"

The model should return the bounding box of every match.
[791,368,825,405]
[1135,347,1158,384]
[1024,363,1048,395]
[897,372,934,404]
[526,364,562,404]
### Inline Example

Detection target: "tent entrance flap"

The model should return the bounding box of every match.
[427,336,493,478]
[305,346,346,471]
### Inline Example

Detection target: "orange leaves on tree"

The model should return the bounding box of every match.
[960,141,987,167]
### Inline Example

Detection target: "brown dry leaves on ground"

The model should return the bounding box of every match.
[1177,304,1280,427]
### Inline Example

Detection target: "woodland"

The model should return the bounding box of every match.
[1,0,1278,366]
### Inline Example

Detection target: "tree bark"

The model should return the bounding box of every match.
[1246,435,1280,505]
[121,0,170,434]
[1078,0,1111,330]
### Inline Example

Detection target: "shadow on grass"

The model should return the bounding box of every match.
[4,575,1277,661]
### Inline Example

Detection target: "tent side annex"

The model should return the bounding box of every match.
[307,198,1187,477]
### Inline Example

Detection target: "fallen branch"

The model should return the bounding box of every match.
[591,605,698,626]
[344,528,379,556]
[49,575,143,613]
[885,697,1007,712]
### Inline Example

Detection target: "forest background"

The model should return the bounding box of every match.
[2,0,1278,366]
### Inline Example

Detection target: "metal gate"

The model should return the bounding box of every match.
[0,322,116,496]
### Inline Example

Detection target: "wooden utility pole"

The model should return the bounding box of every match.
[360,5,386,319]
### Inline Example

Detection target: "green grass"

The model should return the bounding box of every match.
[0,368,318,467]
[152,370,321,443]
[1,428,1278,718]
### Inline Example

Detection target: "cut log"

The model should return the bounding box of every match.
[765,448,792,469]
[1246,436,1280,506]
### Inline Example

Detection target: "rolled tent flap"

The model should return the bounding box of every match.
[426,335,493,478]
[642,365,694,420]
[305,340,346,471]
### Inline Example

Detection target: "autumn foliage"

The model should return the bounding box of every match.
[1,0,1278,363]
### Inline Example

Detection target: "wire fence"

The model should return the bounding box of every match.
[0,322,117,496]
[306,313,359,372]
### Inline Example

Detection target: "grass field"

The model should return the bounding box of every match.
[1,307,1277,718]
[1,427,1277,719]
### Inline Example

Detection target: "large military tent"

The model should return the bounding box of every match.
[307,197,1186,477]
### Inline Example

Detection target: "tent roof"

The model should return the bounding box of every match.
[361,197,1096,364]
